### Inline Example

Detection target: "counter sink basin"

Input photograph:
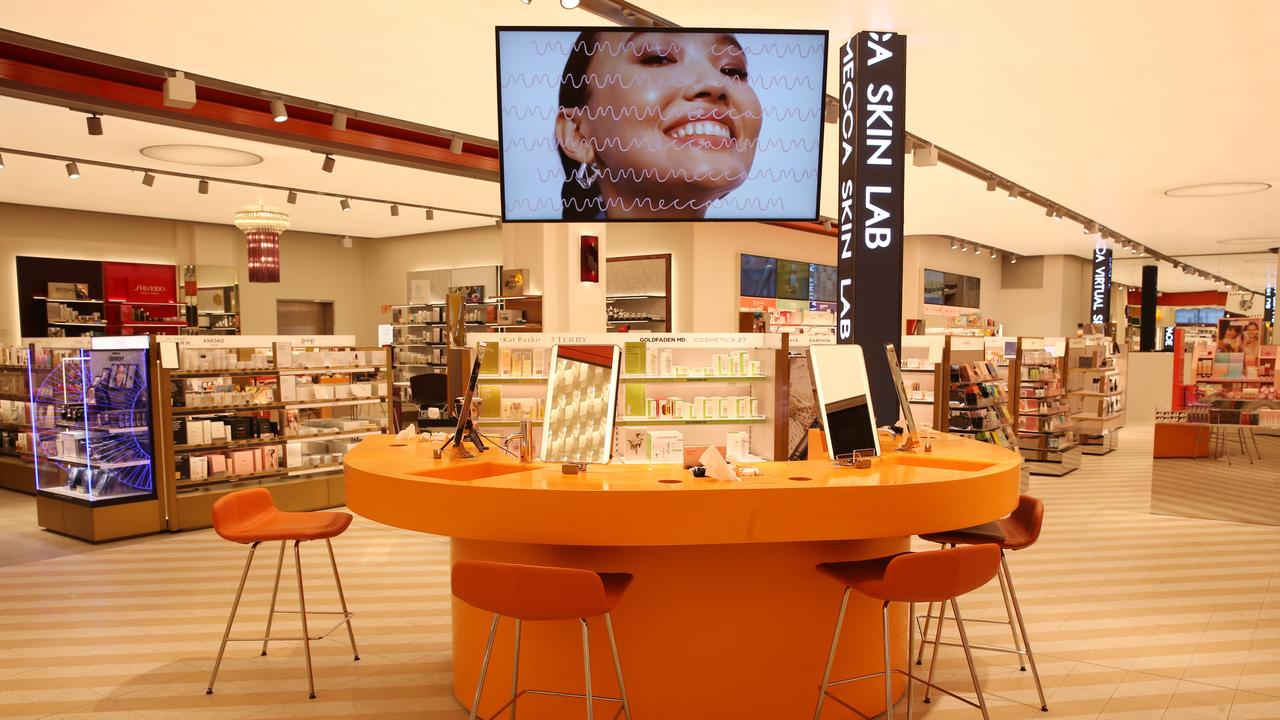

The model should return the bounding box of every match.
[411,461,532,482]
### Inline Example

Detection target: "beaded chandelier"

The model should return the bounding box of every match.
[234,207,289,283]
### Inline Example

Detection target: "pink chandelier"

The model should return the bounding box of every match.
[234,207,289,283]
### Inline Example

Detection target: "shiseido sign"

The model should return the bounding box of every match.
[1090,247,1113,324]
[838,30,905,425]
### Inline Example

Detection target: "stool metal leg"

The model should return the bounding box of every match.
[915,601,933,665]
[208,541,259,694]
[580,619,594,720]
[325,538,360,661]
[813,586,851,720]
[511,619,521,720]
[1002,553,1047,711]
[996,559,1025,670]
[906,601,915,720]
[882,602,893,720]
[604,613,631,720]
[469,614,501,720]
[260,541,286,656]
[294,540,316,699]
[922,595,947,703]
[950,598,990,720]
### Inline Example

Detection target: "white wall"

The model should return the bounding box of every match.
[358,226,503,341]
[903,234,1005,331]
[1127,351,1174,421]
[0,203,368,344]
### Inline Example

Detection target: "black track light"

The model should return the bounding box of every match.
[340,198,351,212]
[198,179,209,194]
[986,177,997,192]
[286,190,298,204]
[142,172,155,187]
[65,162,80,179]
[270,98,287,122]
[424,208,434,220]
[86,114,103,136]
[390,204,400,217]
[322,154,335,173]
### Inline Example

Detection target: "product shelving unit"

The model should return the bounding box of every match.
[460,333,790,463]
[0,346,37,493]
[1066,335,1126,455]
[933,335,1016,450]
[1010,337,1081,475]
[154,335,390,531]
[899,335,944,430]
[30,336,166,541]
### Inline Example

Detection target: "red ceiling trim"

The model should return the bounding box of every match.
[0,48,498,179]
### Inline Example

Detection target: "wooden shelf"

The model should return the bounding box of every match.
[620,375,767,383]
[172,403,283,415]
[615,417,768,426]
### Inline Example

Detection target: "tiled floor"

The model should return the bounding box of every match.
[1,424,1278,719]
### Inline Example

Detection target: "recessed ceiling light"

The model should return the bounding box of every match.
[140,144,263,167]
[1164,182,1270,198]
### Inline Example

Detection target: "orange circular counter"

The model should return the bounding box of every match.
[345,433,1020,719]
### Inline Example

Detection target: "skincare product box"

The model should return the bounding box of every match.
[644,430,684,464]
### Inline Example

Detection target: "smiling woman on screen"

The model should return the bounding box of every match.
[554,31,764,220]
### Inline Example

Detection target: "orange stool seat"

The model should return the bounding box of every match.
[452,560,634,720]
[920,494,1042,551]
[212,487,352,543]
[814,545,1001,719]
[915,495,1048,712]
[206,488,359,700]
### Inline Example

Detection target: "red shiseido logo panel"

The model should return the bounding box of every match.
[102,262,178,303]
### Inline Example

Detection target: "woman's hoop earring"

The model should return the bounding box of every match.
[575,161,602,190]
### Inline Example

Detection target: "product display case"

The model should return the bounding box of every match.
[459,333,790,464]
[30,336,165,541]
[934,335,1015,450]
[899,335,943,430]
[606,255,671,333]
[1011,337,1081,475]
[1066,335,1126,454]
[0,345,37,493]
[155,335,390,531]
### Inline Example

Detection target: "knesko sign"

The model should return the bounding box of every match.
[838,30,905,426]
[1091,247,1113,325]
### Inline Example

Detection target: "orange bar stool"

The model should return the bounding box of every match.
[916,495,1048,712]
[452,560,633,720]
[206,488,359,699]
[813,544,1001,720]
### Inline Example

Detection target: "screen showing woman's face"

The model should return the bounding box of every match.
[576,32,763,212]
[1245,324,1261,342]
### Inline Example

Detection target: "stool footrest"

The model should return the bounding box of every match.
[229,614,351,645]
[823,668,983,712]
[480,688,625,720]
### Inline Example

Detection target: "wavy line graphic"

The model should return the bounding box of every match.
[500,71,817,92]
[502,136,821,153]
[521,39,825,61]
[532,166,819,184]
[509,195,790,213]
[501,104,821,123]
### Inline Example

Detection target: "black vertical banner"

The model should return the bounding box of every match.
[1265,286,1275,326]
[1090,247,1113,325]
[838,31,906,427]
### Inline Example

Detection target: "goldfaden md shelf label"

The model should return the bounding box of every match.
[838,30,906,426]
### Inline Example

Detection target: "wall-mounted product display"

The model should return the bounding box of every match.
[191,265,242,334]
[606,254,671,333]
[899,335,943,430]
[0,345,36,493]
[1066,336,1126,454]
[739,254,837,343]
[30,336,164,542]
[17,256,188,338]
[934,335,1015,450]
[923,268,982,308]
[1011,337,1081,475]
[495,28,828,222]
[460,333,789,465]
[155,335,387,531]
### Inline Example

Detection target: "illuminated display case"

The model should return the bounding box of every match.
[31,340,156,505]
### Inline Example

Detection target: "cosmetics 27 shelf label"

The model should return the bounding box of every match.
[838,30,905,426]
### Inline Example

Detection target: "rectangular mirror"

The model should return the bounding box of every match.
[809,344,881,458]
[540,345,621,464]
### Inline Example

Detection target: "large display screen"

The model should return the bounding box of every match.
[740,254,777,298]
[496,27,828,222]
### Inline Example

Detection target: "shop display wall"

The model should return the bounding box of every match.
[934,335,1015,450]
[155,335,389,531]
[1011,336,1081,475]
[0,345,37,493]
[1066,335,1126,454]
